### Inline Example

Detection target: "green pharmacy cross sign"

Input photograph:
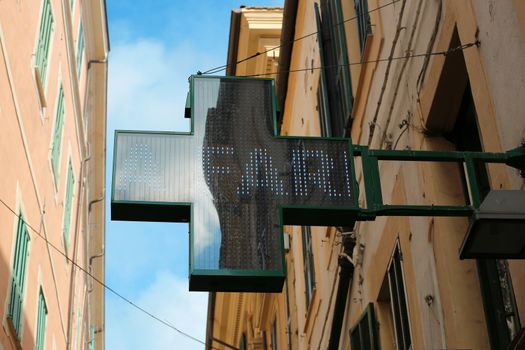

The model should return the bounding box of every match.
[112,76,360,292]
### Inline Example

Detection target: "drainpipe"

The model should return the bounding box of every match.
[226,9,242,76]
[327,234,355,350]
[86,194,104,295]
[87,251,105,293]
[66,148,91,349]
[205,292,216,350]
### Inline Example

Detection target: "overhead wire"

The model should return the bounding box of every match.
[200,0,402,75]
[238,41,480,78]
[0,198,218,350]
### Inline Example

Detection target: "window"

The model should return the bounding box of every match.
[63,159,75,251]
[51,84,65,181]
[238,333,246,350]
[350,303,379,350]
[445,80,521,348]
[302,226,316,309]
[354,0,371,56]
[36,0,54,87]
[76,21,84,78]
[8,213,30,338]
[378,243,412,350]
[271,318,278,350]
[36,289,47,350]
[317,0,353,137]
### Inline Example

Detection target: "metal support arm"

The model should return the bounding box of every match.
[353,145,525,220]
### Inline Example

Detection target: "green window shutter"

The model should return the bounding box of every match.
[36,0,54,86]
[350,303,379,350]
[76,21,84,78]
[315,3,332,137]
[302,226,316,308]
[8,214,30,337]
[63,159,75,251]
[51,85,65,181]
[332,0,353,125]
[36,289,48,350]
[318,0,353,136]
[239,334,246,350]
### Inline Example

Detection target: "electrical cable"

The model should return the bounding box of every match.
[200,0,401,75]
[0,198,218,350]
[392,120,410,150]
[238,41,479,78]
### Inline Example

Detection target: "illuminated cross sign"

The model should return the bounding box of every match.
[112,76,358,292]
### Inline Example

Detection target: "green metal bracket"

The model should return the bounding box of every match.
[354,145,525,220]
[505,145,525,175]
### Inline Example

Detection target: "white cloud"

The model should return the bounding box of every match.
[108,38,215,132]
[106,270,209,350]
[105,221,189,289]
[105,36,217,349]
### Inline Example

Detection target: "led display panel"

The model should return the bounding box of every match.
[112,76,358,292]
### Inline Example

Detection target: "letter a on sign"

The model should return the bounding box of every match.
[112,75,359,292]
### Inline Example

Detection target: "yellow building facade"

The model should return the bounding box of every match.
[0,0,108,349]
[208,1,525,349]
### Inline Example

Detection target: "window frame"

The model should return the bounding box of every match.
[378,241,412,350]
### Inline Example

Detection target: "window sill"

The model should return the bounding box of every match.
[34,66,47,108]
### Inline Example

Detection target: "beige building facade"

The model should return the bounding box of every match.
[208,1,525,349]
[0,0,108,349]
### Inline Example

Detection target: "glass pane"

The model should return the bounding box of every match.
[350,327,361,350]
[361,316,371,350]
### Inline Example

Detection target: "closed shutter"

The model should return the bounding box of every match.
[51,85,65,180]
[63,159,75,250]
[8,214,30,337]
[36,0,54,86]
[36,290,48,350]
[77,21,85,78]
[315,3,332,137]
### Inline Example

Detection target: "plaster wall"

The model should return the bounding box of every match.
[342,0,525,349]
[0,0,106,348]
[210,1,525,349]
[285,0,525,349]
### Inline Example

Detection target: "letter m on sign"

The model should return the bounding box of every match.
[111,75,359,292]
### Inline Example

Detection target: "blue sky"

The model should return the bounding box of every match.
[105,1,283,349]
